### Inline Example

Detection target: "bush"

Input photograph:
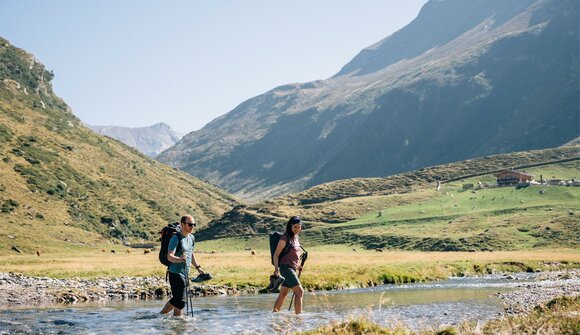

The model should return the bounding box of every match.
[0,124,13,144]
[1,199,19,213]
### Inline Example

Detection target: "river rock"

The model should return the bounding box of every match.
[0,272,260,306]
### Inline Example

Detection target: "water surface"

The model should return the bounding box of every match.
[0,276,529,334]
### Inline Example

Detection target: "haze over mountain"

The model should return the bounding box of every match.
[87,123,182,157]
[0,37,237,252]
[158,0,580,201]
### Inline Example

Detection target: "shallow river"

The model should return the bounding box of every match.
[0,275,536,334]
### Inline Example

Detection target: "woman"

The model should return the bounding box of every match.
[272,216,304,314]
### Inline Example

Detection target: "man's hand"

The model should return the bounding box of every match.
[179,255,187,263]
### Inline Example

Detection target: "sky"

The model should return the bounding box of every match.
[1,0,427,134]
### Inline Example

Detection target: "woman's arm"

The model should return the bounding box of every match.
[272,239,286,275]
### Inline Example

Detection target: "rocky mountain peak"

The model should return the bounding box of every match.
[158,0,579,201]
[87,123,183,158]
[334,0,536,77]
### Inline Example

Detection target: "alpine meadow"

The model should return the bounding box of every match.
[0,0,579,334]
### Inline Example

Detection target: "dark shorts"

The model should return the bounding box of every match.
[168,271,187,310]
[280,265,300,288]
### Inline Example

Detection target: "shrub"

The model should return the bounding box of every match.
[1,199,19,213]
[0,124,13,144]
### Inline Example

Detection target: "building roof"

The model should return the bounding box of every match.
[495,169,535,178]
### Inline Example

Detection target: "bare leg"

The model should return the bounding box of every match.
[291,285,304,315]
[272,286,290,312]
[160,300,174,314]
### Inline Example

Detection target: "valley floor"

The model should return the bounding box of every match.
[0,250,578,309]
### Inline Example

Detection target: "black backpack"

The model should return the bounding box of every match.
[159,223,183,266]
[269,232,293,265]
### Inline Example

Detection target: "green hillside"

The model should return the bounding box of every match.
[0,37,238,255]
[197,153,579,252]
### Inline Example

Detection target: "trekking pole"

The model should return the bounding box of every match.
[182,259,194,318]
[187,270,194,317]
[288,249,308,311]
[184,267,190,317]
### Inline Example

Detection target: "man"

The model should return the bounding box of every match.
[160,215,205,316]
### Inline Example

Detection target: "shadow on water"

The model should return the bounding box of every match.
[0,276,538,334]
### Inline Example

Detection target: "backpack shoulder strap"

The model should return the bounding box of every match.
[280,233,293,257]
[175,233,184,256]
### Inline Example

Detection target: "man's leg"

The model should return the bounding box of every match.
[273,286,290,312]
[167,272,187,316]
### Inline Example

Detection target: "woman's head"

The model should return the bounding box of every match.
[285,216,302,238]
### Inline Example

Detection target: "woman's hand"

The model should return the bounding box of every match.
[273,268,279,277]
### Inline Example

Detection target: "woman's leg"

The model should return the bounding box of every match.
[160,300,174,314]
[290,284,304,314]
[273,286,291,312]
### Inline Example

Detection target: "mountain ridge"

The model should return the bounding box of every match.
[159,0,579,201]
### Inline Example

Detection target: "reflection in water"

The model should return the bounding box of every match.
[0,277,523,334]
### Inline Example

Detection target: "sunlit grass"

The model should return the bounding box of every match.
[1,248,578,291]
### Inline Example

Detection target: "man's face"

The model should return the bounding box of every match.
[182,218,196,232]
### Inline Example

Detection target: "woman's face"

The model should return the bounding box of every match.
[291,223,302,235]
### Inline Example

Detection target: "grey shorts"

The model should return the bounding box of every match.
[280,265,300,288]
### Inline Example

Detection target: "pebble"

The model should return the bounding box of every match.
[494,270,580,314]
[0,272,259,306]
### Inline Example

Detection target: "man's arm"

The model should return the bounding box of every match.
[191,252,204,273]
[166,236,186,263]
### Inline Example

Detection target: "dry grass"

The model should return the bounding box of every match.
[1,249,578,290]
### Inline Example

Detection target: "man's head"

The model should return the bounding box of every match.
[180,215,196,233]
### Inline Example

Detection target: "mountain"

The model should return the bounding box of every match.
[0,37,237,253]
[87,123,182,157]
[158,0,580,201]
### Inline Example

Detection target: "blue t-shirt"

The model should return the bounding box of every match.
[167,233,195,277]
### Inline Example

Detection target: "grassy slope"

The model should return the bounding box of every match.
[198,157,579,252]
[0,37,238,255]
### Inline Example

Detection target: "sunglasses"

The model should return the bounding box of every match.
[185,222,196,227]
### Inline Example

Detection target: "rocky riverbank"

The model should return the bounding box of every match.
[495,269,580,314]
[2,270,579,309]
[0,272,260,306]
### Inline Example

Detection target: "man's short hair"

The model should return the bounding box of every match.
[180,215,194,224]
